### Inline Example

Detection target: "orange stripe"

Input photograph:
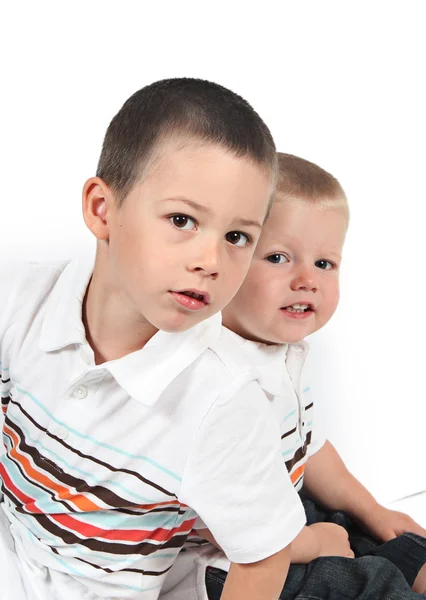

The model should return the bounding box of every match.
[4,424,101,512]
[136,500,186,511]
[290,463,305,484]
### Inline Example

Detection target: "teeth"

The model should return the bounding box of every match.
[285,303,310,313]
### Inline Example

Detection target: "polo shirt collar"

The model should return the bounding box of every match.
[39,257,223,406]
[107,316,222,406]
[224,328,308,395]
[39,258,94,352]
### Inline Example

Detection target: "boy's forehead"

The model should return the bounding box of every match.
[137,135,204,184]
[140,133,273,187]
[260,200,348,248]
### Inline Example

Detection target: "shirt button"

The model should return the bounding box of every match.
[55,426,68,440]
[72,385,88,400]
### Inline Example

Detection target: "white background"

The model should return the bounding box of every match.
[1,1,425,505]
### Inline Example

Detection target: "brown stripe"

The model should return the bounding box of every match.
[10,397,175,498]
[75,554,173,576]
[285,445,307,472]
[284,431,313,473]
[281,426,297,440]
[293,472,304,488]
[305,402,313,411]
[115,505,185,517]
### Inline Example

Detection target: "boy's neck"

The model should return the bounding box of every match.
[83,250,158,365]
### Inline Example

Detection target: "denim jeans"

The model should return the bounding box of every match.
[205,495,426,599]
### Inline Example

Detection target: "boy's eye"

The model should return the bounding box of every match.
[170,215,196,230]
[225,231,250,247]
[315,259,333,270]
[267,254,288,264]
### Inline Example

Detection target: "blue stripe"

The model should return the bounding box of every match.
[303,386,310,393]
[281,447,295,457]
[66,507,185,531]
[15,387,181,482]
[280,409,296,425]
[50,551,89,577]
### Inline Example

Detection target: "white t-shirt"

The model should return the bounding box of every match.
[0,260,305,599]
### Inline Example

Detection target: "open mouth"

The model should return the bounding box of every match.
[282,303,314,314]
[170,289,211,310]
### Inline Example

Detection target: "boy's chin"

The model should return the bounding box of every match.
[153,312,213,334]
[254,327,307,346]
[277,330,310,345]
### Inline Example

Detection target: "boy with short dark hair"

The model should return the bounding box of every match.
[0,82,305,600]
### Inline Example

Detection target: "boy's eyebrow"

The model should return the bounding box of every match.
[161,197,262,229]
[162,196,212,214]
[236,218,262,229]
[325,251,342,261]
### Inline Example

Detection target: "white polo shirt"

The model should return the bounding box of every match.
[0,260,305,600]
[161,331,326,600]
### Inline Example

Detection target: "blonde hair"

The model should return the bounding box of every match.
[275,153,349,221]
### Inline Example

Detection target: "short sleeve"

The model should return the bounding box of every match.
[178,380,306,564]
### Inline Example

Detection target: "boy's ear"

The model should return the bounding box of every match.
[82,177,116,241]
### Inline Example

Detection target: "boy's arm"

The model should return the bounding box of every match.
[198,522,354,564]
[303,440,377,516]
[303,440,426,541]
[221,546,291,600]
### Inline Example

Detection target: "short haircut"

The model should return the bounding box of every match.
[276,153,349,220]
[96,78,277,205]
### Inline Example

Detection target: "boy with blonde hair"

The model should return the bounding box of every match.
[0,83,306,600]
[167,153,426,599]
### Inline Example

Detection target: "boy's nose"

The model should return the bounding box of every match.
[189,241,221,280]
[291,267,318,293]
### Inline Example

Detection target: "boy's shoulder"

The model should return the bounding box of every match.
[214,328,310,396]
[207,326,257,378]
[0,260,69,322]
[185,327,263,406]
